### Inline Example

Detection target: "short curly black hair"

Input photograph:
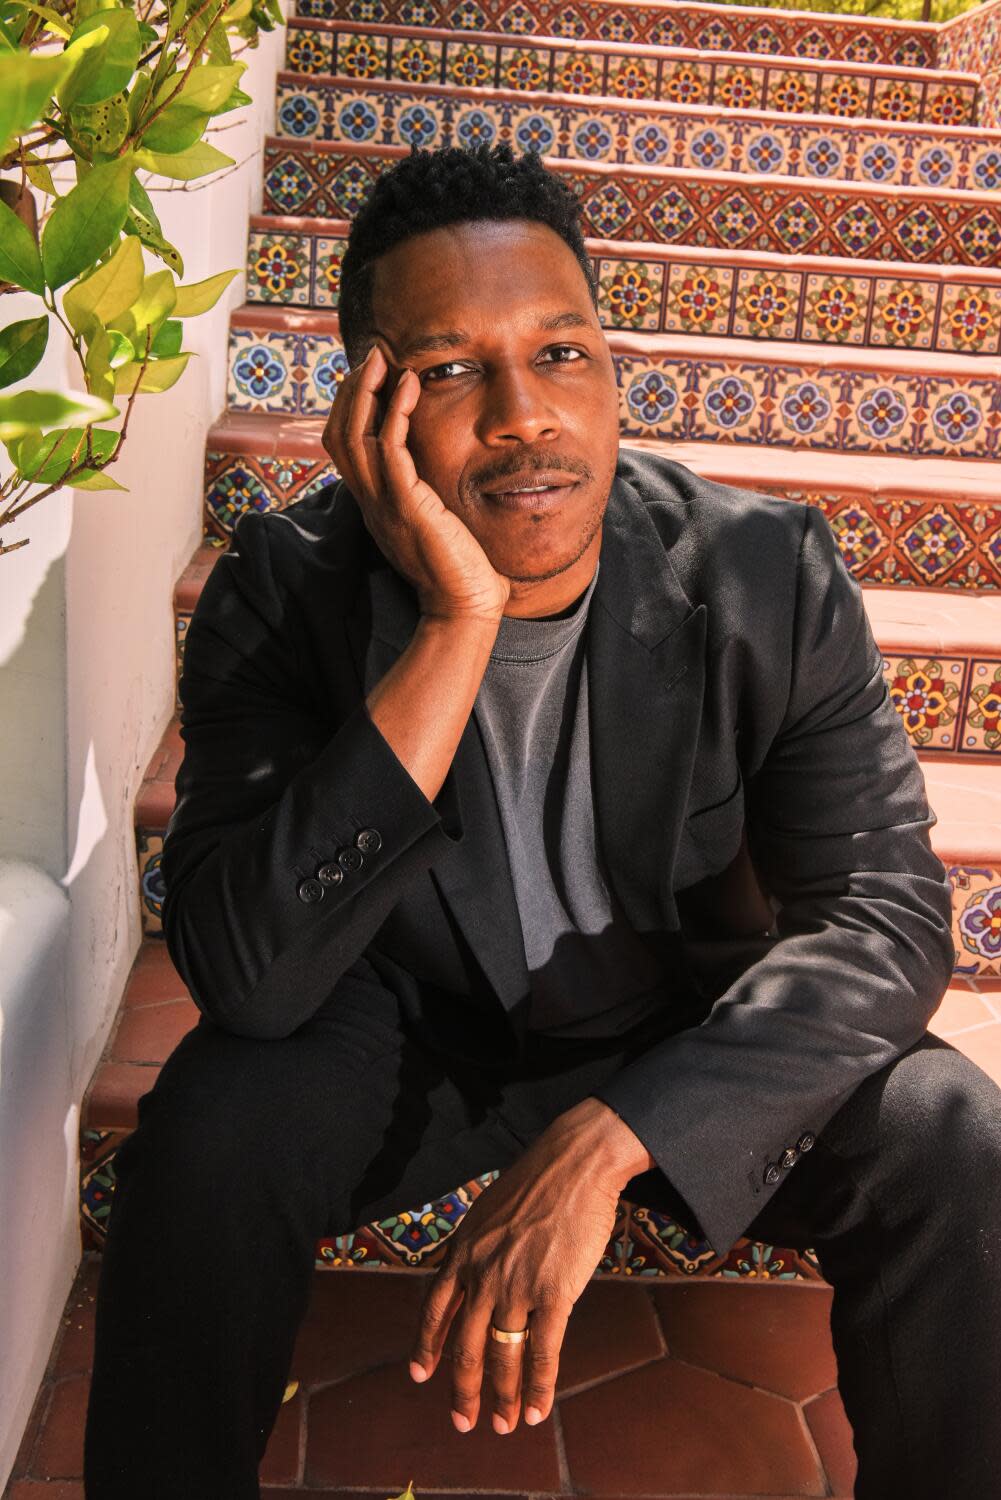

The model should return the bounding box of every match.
[337,143,598,366]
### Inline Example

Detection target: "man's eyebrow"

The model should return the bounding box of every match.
[396,310,593,359]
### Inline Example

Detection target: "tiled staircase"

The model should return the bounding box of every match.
[81,0,1001,1291]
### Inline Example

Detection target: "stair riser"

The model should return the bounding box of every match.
[282,21,975,124]
[246,219,1001,358]
[199,438,1001,594]
[225,323,1001,463]
[275,74,1001,193]
[292,0,940,70]
[940,3,1001,127]
[262,142,1001,267]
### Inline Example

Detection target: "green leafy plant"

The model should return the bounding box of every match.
[0,0,282,556]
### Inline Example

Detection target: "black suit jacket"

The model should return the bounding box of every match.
[161,447,955,1257]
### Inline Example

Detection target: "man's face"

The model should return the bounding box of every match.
[368,218,620,615]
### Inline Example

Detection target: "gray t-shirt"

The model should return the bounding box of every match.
[472,559,669,1039]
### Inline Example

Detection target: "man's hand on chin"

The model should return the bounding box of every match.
[407,1095,656,1436]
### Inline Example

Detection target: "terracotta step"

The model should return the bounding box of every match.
[294,0,942,70]
[262,138,1001,267]
[224,303,1001,462]
[280,17,975,124]
[199,412,1001,587]
[245,214,1001,359]
[274,68,1001,194]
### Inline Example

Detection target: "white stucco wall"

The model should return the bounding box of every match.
[0,17,286,1486]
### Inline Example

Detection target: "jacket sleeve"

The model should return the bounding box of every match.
[590,500,956,1261]
[159,508,463,1039]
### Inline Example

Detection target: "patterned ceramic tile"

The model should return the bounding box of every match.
[598,257,664,330]
[733,268,801,340]
[940,284,1001,354]
[967,661,1001,752]
[136,830,164,936]
[664,262,736,334]
[951,865,1001,980]
[801,272,871,345]
[818,70,869,117]
[884,653,966,751]
[245,230,312,304]
[203,450,336,543]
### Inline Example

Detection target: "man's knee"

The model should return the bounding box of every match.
[877,1033,1001,1211]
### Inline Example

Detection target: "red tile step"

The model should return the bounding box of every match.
[3,1253,857,1497]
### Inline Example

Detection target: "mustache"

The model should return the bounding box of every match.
[467,453,595,493]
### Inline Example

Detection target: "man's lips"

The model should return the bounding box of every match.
[479,471,583,497]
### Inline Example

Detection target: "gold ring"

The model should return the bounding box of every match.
[490,1324,530,1343]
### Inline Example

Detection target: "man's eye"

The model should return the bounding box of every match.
[421,361,471,384]
[541,345,585,363]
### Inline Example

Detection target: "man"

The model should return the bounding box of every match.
[84,144,1001,1498]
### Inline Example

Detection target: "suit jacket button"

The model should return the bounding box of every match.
[297,878,325,904]
[797,1133,816,1153]
[338,846,363,873]
[780,1148,798,1170]
[356,828,382,852]
[317,863,343,886]
[764,1163,782,1185]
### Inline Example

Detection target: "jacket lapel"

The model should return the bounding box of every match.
[342,460,707,1044]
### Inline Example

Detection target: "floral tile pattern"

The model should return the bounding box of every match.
[261,142,1001,267]
[274,72,1001,192]
[292,0,939,68]
[281,21,976,121]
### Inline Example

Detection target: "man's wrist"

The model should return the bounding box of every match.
[545,1094,657,1188]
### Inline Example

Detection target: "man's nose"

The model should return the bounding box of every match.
[476,367,562,445]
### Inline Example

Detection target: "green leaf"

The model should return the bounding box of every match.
[24,157,56,197]
[0,316,49,389]
[123,212,182,274]
[0,196,44,294]
[0,387,117,440]
[137,19,156,44]
[134,139,234,179]
[61,8,140,106]
[150,317,182,355]
[172,265,236,316]
[18,423,118,483]
[128,65,152,129]
[70,467,127,489]
[0,49,72,157]
[138,97,210,153]
[215,83,250,114]
[127,171,161,233]
[110,265,176,338]
[66,88,130,155]
[63,233,144,336]
[152,59,243,114]
[8,1,72,37]
[113,349,190,392]
[41,153,133,290]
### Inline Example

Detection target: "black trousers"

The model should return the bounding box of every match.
[83,979,1001,1499]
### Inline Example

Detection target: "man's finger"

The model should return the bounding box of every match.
[485,1306,533,1435]
[410,1267,464,1383]
[340,343,388,501]
[445,1292,495,1433]
[520,1299,572,1427]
